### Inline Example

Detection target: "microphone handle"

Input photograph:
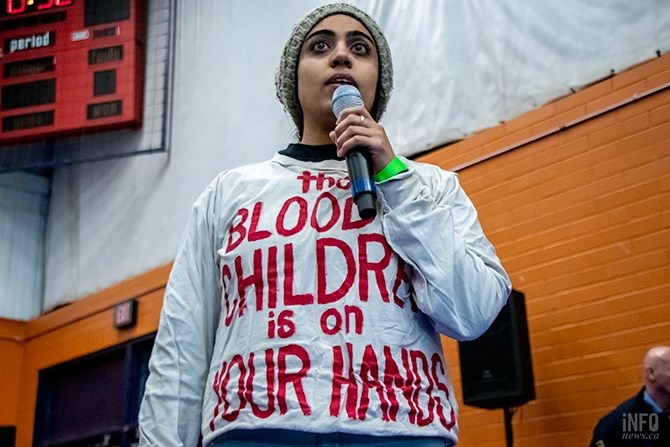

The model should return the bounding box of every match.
[345,149,377,219]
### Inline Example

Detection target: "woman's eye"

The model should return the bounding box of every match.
[312,41,329,52]
[352,42,369,55]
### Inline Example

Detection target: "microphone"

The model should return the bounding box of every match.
[331,85,377,220]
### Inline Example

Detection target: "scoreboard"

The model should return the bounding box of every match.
[0,0,146,145]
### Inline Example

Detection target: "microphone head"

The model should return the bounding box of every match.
[332,84,364,118]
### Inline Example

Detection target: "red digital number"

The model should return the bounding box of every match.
[37,0,53,10]
[6,0,72,14]
[7,0,26,15]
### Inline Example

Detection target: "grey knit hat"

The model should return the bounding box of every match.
[275,3,394,136]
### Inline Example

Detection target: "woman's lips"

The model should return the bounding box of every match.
[327,74,357,87]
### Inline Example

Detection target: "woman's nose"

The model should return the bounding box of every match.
[330,43,352,68]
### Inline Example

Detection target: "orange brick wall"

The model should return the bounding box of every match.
[2,264,169,447]
[418,53,670,446]
[0,319,24,426]
[1,53,669,447]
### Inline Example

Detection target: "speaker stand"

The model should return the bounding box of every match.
[503,406,515,447]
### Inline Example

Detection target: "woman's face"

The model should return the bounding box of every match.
[297,14,379,133]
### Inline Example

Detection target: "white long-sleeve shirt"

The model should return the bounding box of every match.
[138,147,511,446]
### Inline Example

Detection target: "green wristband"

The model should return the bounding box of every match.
[374,156,408,182]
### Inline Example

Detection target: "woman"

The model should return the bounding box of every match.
[139,3,511,447]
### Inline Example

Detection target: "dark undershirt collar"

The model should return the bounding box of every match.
[279,143,343,162]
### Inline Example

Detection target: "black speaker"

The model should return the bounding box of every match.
[0,426,16,447]
[458,290,535,409]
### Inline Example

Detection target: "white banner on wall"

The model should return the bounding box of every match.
[3,0,668,318]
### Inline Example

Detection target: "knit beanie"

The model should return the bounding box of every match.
[275,3,394,135]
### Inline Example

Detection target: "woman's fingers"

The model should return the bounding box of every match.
[330,107,395,172]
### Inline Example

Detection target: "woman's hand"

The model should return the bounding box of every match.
[329,106,395,174]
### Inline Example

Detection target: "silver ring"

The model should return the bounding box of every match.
[359,115,366,126]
